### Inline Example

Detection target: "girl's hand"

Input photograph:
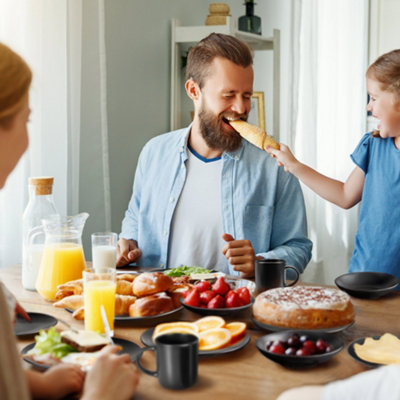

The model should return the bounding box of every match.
[266,144,300,174]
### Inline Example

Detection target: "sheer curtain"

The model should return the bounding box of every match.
[0,1,83,268]
[290,0,369,285]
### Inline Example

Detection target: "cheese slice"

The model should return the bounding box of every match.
[229,120,280,150]
[354,333,400,365]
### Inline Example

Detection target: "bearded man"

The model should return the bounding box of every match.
[117,33,312,278]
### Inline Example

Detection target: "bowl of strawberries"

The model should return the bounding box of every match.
[180,276,255,316]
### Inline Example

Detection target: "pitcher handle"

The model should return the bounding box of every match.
[26,225,45,248]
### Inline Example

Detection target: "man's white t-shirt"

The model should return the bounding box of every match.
[168,145,228,272]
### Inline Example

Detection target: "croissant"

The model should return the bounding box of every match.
[72,306,84,320]
[116,279,133,296]
[115,294,136,315]
[53,294,84,310]
[229,120,280,150]
[56,279,83,299]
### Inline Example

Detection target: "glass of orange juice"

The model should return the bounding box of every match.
[83,268,116,335]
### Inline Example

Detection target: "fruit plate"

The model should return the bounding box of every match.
[251,317,355,334]
[15,312,58,337]
[335,272,399,299]
[140,327,251,357]
[347,335,395,368]
[21,337,142,371]
[180,297,254,316]
[256,330,344,368]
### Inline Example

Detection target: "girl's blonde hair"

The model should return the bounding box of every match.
[0,42,32,128]
[367,49,400,100]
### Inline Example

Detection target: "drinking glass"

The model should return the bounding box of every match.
[83,268,116,335]
[91,232,118,272]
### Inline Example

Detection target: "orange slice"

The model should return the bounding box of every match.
[153,327,199,339]
[198,328,232,351]
[153,322,198,339]
[193,316,226,332]
[225,322,246,342]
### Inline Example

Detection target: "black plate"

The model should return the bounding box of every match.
[15,312,58,336]
[347,335,396,368]
[140,327,250,357]
[256,330,343,368]
[21,337,142,370]
[335,272,399,299]
[180,297,254,316]
[251,317,354,334]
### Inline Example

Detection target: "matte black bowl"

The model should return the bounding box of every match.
[335,272,399,299]
[256,330,343,368]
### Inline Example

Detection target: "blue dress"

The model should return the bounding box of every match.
[349,133,400,279]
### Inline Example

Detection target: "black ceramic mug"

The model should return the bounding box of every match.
[136,333,199,390]
[255,259,300,293]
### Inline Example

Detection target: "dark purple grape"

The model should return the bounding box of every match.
[299,334,309,343]
[325,344,333,353]
[284,347,297,356]
[287,334,301,348]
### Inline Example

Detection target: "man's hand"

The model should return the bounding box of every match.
[116,239,142,267]
[221,233,256,278]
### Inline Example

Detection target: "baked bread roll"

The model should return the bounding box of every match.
[53,294,84,310]
[115,294,136,315]
[253,286,355,329]
[116,273,136,282]
[229,120,280,150]
[116,279,133,295]
[132,272,173,297]
[129,292,175,317]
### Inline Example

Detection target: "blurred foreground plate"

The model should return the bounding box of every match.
[15,312,58,337]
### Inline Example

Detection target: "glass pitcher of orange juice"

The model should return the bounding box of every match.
[35,213,89,301]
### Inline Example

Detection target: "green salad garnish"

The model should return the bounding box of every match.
[28,326,76,359]
[163,265,210,277]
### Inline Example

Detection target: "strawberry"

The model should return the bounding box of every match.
[184,288,201,307]
[199,290,215,304]
[181,289,191,298]
[207,294,225,309]
[236,287,251,305]
[225,291,241,308]
[211,276,231,296]
[195,280,211,292]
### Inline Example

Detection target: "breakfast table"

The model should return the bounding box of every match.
[3,264,400,400]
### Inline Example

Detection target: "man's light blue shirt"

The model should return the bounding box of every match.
[120,126,312,276]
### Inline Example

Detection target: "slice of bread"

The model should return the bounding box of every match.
[229,120,280,150]
[60,330,109,352]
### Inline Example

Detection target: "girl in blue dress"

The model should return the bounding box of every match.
[267,49,400,279]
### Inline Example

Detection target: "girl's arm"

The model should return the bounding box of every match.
[267,144,365,209]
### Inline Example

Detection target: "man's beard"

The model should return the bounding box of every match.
[198,105,243,152]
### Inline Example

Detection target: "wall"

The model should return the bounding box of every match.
[78,1,296,264]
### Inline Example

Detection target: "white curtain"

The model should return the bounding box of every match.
[290,0,369,285]
[0,0,83,268]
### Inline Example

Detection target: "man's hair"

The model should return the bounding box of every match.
[185,33,253,88]
[0,42,32,129]
[367,49,400,100]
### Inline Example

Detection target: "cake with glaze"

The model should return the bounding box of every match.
[253,286,355,329]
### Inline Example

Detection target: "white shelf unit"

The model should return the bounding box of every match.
[170,17,280,140]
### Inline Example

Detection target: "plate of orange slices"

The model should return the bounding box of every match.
[140,316,250,357]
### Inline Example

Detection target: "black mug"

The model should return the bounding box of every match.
[136,333,198,390]
[255,259,300,293]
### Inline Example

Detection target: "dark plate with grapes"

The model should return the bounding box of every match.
[256,330,344,368]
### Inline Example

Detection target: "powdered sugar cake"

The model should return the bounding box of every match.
[253,286,355,329]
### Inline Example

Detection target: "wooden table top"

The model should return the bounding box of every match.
[3,264,400,400]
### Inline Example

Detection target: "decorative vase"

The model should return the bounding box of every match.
[238,0,262,35]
